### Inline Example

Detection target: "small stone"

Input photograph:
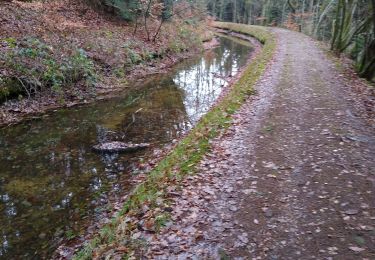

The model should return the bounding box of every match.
[229,206,237,212]
[264,209,273,218]
[327,247,338,255]
[243,189,256,195]
[345,209,359,215]
[349,246,365,252]
[238,234,249,244]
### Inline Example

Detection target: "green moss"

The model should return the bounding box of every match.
[74,22,277,259]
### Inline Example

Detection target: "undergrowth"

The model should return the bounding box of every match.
[81,21,203,75]
[0,37,96,102]
[73,22,276,259]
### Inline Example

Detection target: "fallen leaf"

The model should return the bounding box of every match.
[349,246,365,252]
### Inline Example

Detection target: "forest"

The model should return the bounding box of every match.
[99,0,375,80]
[207,0,375,80]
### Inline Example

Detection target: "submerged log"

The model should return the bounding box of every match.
[92,141,150,153]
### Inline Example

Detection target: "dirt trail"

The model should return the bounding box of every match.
[144,29,375,259]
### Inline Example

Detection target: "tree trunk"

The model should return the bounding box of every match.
[309,0,314,14]
[300,0,306,32]
[359,0,375,80]
[133,16,139,35]
[212,0,216,18]
[152,20,164,42]
[248,3,252,24]
[287,0,296,14]
[313,0,335,38]
[232,0,237,23]
[144,0,152,41]
[372,0,375,34]
[281,0,288,25]
[287,0,297,24]
[219,0,225,20]
[331,0,343,50]
[262,0,271,25]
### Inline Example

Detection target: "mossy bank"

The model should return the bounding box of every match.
[73,22,276,259]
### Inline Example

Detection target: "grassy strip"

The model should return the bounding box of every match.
[74,22,276,259]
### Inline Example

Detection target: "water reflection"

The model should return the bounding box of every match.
[175,45,244,123]
[0,36,252,258]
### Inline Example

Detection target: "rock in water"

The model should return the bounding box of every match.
[92,141,150,153]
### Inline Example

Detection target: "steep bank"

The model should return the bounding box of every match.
[0,0,210,126]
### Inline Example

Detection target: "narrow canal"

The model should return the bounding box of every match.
[0,35,253,258]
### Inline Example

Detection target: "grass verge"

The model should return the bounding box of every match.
[73,22,276,259]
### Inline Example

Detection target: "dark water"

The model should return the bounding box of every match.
[0,36,252,258]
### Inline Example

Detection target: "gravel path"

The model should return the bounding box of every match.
[144,29,375,259]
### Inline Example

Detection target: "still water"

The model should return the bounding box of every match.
[0,36,252,258]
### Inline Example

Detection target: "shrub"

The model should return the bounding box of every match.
[0,37,97,102]
[159,23,203,54]
[104,0,140,21]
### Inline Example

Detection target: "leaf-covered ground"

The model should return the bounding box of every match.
[134,28,375,259]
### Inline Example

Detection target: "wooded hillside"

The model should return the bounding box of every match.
[0,0,209,120]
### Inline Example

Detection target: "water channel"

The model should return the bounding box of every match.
[0,35,253,258]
